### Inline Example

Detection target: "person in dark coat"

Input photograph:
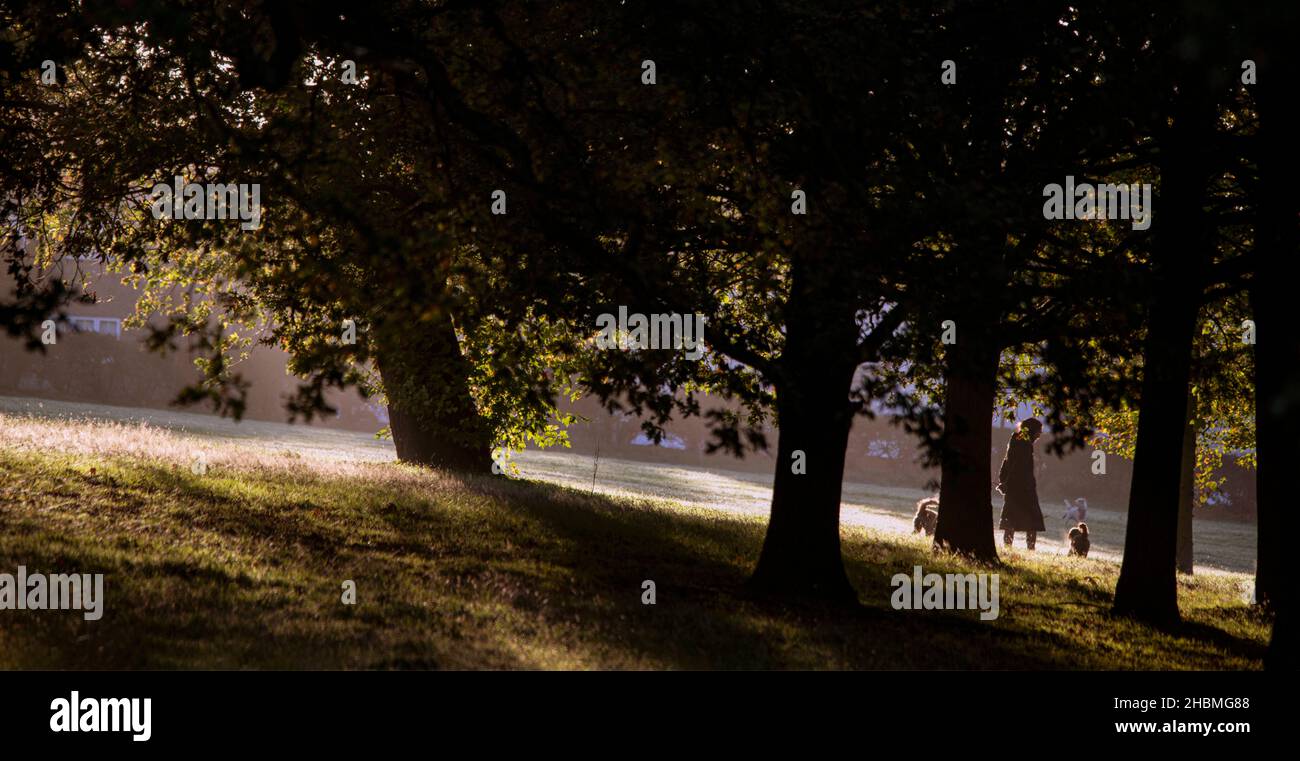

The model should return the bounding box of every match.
[997,417,1046,549]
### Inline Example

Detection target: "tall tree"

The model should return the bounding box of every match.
[885,1,1148,561]
[1244,4,1300,668]
[1113,6,1241,622]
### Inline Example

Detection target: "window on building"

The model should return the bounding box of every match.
[67,316,122,339]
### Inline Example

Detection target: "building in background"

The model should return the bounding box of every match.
[0,253,382,432]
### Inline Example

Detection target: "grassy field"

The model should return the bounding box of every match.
[0,395,1258,573]
[515,450,1259,572]
[0,402,1269,669]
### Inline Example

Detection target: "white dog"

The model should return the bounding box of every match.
[1062,497,1088,524]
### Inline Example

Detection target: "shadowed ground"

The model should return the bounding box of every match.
[0,398,1267,669]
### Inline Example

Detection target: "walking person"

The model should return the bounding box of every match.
[997,417,1046,549]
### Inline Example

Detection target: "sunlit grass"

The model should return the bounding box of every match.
[0,408,1268,669]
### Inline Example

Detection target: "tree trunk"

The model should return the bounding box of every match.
[1113,96,1215,625]
[1114,299,1197,622]
[1176,399,1195,575]
[748,262,859,602]
[1252,271,1287,611]
[748,369,858,601]
[933,326,1001,563]
[1252,67,1300,668]
[374,311,492,474]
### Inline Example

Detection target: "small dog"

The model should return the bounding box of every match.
[913,496,940,536]
[1067,522,1090,557]
[1062,497,1088,524]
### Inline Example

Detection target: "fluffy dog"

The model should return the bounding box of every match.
[1067,522,1090,557]
[1062,497,1088,524]
[913,496,940,536]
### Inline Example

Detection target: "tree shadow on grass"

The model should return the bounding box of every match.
[481,475,1264,669]
[0,450,1265,669]
[1132,614,1268,662]
[474,477,1079,668]
[0,461,535,669]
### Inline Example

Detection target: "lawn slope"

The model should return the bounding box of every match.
[0,412,1267,669]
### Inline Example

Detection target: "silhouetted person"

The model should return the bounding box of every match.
[997,417,1046,549]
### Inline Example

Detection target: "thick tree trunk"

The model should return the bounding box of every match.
[1176,402,1195,575]
[1113,97,1214,624]
[933,327,1001,563]
[374,312,492,474]
[1114,302,1197,622]
[748,368,858,601]
[748,262,859,602]
[1255,222,1300,670]
[1253,70,1300,669]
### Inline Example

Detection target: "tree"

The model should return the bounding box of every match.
[1,1,588,473]
[1088,317,1257,578]
[1243,3,1300,668]
[882,1,1151,561]
[5,3,908,601]
[1110,3,1251,623]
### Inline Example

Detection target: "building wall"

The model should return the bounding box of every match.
[0,258,383,432]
